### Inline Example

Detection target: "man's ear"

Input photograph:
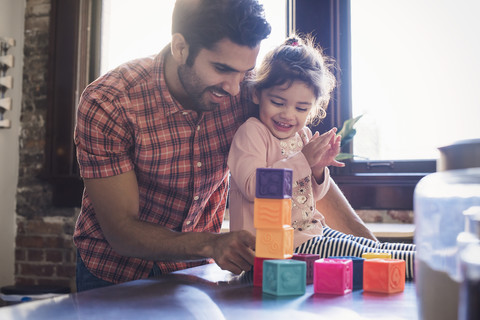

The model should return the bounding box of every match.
[171,33,189,64]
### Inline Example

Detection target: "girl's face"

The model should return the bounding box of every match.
[254,80,316,140]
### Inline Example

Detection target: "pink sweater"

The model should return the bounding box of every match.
[228,117,331,249]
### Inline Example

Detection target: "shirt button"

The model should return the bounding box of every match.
[197,126,201,131]
[182,112,188,115]
[194,195,199,201]
[186,220,192,225]
[196,162,202,168]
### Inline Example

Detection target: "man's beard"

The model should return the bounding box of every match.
[177,64,225,112]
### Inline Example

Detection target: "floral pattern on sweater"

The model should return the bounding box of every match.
[279,134,321,232]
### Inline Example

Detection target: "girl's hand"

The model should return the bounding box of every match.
[302,128,345,169]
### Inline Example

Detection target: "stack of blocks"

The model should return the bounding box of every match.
[252,169,406,296]
[254,168,306,296]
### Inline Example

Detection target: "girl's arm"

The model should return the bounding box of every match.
[316,180,377,241]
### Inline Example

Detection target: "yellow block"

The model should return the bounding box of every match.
[362,252,392,259]
[254,198,291,229]
[256,226,294,259]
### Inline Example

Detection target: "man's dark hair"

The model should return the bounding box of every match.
[172,0,271,65]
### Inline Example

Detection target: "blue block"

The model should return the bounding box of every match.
[329,256,364,290]
[262,260,306,296]
[255,168,293,199]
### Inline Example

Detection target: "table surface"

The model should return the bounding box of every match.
[0,263,419,320]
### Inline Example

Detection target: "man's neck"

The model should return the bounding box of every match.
[164,51,193,109]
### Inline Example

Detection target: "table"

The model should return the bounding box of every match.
[0,263,419,319]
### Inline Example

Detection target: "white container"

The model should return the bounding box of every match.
[414,168,480,320]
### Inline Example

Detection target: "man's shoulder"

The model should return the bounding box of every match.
[83,55,160,103]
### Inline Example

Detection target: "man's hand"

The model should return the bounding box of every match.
[208,230,256,275]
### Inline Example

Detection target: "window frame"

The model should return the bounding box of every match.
[294,0,436,210]
[45,0,100,207]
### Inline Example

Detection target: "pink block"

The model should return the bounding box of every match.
[292,253,320,284]
[314,258,353,295]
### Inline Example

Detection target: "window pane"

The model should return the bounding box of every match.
[100,0,176,75]
[100,0,286,75]
[351,0,480,160]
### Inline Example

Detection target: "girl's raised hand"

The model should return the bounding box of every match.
[302,128,345,169]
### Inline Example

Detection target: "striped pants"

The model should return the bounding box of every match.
[294,226,416,279]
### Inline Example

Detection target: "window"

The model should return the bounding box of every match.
[294,0,442,209]
[99,0,176,75]
[351,0,480,161]
[50,0,469,209]
[99,0,287,77]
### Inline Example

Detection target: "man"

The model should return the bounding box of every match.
[74,0,375,292]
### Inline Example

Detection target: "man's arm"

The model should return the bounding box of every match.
[84,170,255,274]
[316,179,377,241]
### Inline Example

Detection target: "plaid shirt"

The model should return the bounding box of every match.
[74,48,251,283]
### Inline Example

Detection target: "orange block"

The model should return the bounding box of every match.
[256,226,294,259]
[362,252,392,259]
[254,198,291,229]
[363,259,405,293]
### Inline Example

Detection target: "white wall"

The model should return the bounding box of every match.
[0,0,25,288]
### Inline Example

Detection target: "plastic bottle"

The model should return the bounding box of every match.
[414,168,480,320]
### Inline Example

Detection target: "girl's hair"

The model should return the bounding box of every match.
[253,34,336,125]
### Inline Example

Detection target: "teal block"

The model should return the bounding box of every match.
[262,260,306,296]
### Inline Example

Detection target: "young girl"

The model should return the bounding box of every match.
[227,35,416,279]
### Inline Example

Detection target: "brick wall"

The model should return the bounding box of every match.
[15,0,78,291]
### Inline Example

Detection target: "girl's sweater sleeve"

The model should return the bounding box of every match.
[228,119,270,202]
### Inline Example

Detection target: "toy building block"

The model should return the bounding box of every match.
[363,259,405,294]
[254,198,292,229]
[329,256,365,291]
[256,226,294,259]
[262,259,306,296]
[292,253,320,284]
[314,258,353,295]
[362,252,391,259]
[253,257,275,287]
[255,168,293,199]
